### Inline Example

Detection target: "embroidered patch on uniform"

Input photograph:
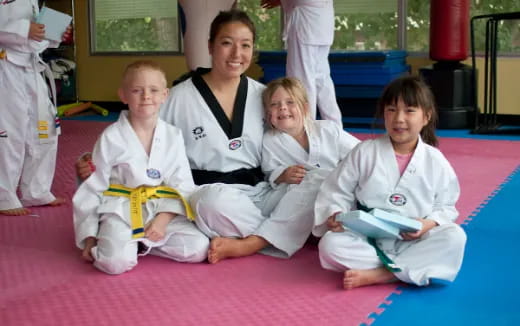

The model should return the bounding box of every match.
[389,193,407,206]
[146,168,161,179]
[192,126,206,140]
[228,139,242,150]
[0,130,7,138]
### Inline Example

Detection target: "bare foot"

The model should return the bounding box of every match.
[0,207,32,216]
[208,235,268,264]
[343,268,397,290]
[47,197,66,206]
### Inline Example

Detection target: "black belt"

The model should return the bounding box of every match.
[191,166,264,186]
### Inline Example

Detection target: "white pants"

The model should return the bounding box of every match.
[193,170,326,258]
[91,214,210,275]
[0,59,57,210]
[179,0,236,70]
[286,37,342,127]
[318,223,467,285]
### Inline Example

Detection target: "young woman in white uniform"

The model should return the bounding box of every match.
[73,61,209,275]
[261,0,342,126]
[0,0,70,215]
[259,77,359,256]
[314,76,467,290]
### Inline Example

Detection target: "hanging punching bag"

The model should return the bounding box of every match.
[429,0,470,62]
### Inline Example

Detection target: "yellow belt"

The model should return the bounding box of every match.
[0,49,6,60]
[103,184,195,239]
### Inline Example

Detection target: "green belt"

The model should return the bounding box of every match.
[357,201,402,273]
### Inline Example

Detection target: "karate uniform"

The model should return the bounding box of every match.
[0,0,60,210]
[257,120,359,257]
[281,0,342,126]
[315,135,467,285]
[160,72,278,249]
[73,111,209,275]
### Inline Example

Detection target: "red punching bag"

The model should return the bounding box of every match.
[429,0,470,62]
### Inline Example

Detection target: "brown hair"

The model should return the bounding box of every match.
[375,75,438,147]
[262,77,313,132]
[121,60,167,87]
[209,9,256,44]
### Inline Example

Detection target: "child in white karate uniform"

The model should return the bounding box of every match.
[315,76,467,290]
[208,77,359,261]
[0,0,71,215]
[73,61,209,275]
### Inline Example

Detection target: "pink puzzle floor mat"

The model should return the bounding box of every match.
[1,121,518,326]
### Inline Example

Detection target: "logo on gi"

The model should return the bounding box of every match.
[388,193,407,206]
[192,126,207,140]
[146,168,161,179]
[228,138,242,150]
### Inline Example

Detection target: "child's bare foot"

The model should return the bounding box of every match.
[0,207,32,216]
[208,235,268,264]
[343,267,397,290]
[47,197,66,206]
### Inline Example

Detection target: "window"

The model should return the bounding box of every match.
[90,0,180,54]
[89,0,519,56]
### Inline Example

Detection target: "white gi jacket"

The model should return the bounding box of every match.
[315,135,466,285]
[73,111,197,249]
[315,135,460,235]
[262,120,359,189]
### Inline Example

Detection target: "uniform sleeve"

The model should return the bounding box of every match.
[0,13,31,46]
[72,135,113,249]
[313,146,360,236]
[158,131,199,217]
[425,157,460,225]
[336,127,361,160]
[261,132,290,188]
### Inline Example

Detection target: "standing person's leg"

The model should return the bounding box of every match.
[315,45,343,126]
[286,36,318,120]
[0,60,30,215]
[179,0,236,70]
[19,69,60,207]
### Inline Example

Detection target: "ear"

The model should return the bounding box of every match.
[423,110,432,126]
[117,87,127,104]
[208,40,213,56]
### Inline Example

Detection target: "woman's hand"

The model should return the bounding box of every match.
[326,212,344,232]
[28,22,45,41]
[401,219,438,241]
[61,24,73,43]
[76,153,95,181]
[275,165,307,184]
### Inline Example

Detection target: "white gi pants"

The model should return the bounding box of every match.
[0,59,57,210]
[193,170,326,258]
[286,36,343,127]
[318,223,467,285]
[92,214,210,275]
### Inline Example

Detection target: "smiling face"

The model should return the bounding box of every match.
[384,97,430,154]
[267,86,306,136]
[208,22,254,80]
[118,67,168,121]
